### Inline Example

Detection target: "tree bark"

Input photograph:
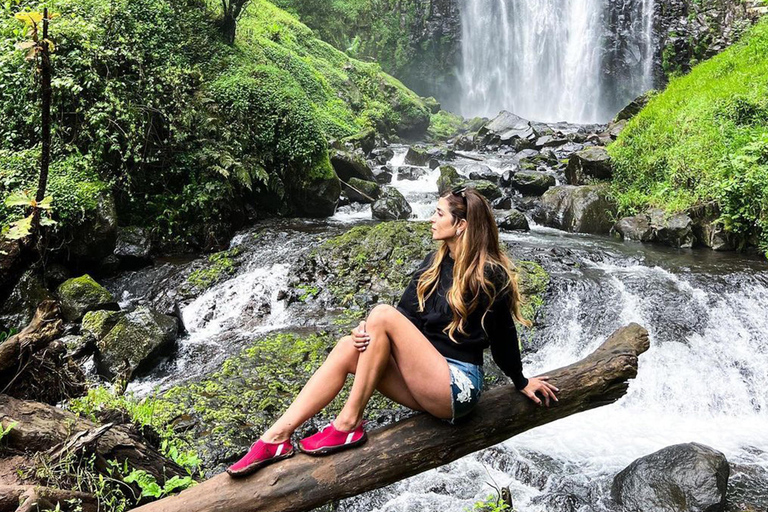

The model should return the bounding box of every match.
[0,485,97,512]
[0,395,187,483]
[132,322,650,512]
[0,300,63,377]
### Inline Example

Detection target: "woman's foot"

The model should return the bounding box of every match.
[226,439,294,477]
[298,420,367,456]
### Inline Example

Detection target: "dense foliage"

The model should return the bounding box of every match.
[609,17,768,254]
[0,0,430,250]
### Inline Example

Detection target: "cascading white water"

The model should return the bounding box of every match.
[458,0,656,123]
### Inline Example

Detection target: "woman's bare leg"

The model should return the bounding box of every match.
[335,304,452,430]
[261,334,426,443]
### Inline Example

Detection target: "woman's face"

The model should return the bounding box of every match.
[430,197,464,241]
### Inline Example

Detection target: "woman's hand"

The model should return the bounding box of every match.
[352,321,370,352]
[520,376,559,407]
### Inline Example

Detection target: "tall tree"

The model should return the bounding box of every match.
[220,0,250,45]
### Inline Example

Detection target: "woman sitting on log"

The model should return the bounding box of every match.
[227,187,559,477]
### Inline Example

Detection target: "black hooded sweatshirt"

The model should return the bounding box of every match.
[396,251,529,390]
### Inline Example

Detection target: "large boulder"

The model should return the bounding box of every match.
[81,309,122,340]
[475,111,537,149]
[370,147,394,165]
[372,165,393,184]
[0,269,53,331]
[114,226,152,266]
[290,153,341,217]
[345,177,381,204]
[57,274,118,322]
[611,442,729,512]
[689,203,737,251]
[396,166,428,181]
[330,149,375,182]
[67,190,118,264]
[614,91,653,122]
[436,165,463,195]
[371,187,412,220]
[95,306,179,380]
[648,209,695,248]
[462,180,503,202]
[496,210,530,231]
[463,163,498,183]
[566,146,613,185]
[403,147,430,166]
[613,215,655,242]
[508,170,556,196]
[533,184,617,234]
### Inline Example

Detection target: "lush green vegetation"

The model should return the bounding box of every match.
[0,0,430,250]
[609,17,768,254]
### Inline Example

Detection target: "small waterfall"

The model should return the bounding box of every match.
[458,0,656,123]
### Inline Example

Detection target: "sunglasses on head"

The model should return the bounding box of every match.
[451,185,467,198]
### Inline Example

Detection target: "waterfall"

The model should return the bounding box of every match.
[458,0,656,123]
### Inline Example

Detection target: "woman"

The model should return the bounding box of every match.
[227,187,559,477]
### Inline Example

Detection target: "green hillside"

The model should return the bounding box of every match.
[609,17,768,254]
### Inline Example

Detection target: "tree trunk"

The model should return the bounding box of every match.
[0,485,97,512]
[0,300,63,377]
[131,323,650,512]
[0,395,187,483]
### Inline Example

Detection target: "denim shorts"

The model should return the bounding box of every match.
[445,357,484,423]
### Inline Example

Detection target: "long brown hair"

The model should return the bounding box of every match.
[416,188,531,342]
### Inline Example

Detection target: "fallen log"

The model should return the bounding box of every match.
[0,485,96,512]
[0,395,186,483]
[0,300,63,376]
[132,322,650,512]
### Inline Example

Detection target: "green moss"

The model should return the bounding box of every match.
[428,110,466,141]
[186,247,243,291]
[608,18,768,255]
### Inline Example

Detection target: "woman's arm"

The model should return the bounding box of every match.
[487,292,529,390]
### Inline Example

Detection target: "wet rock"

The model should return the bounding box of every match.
[330,149,375,182]
[491,196,513,210]
[427,147,457,161]
[462,180,503,202]
[371,187,413,220]
[453,134,476,151]
[372,165,393,184]
[403,146,430,166]
[57,274,119,322]
[67,190,118,264]
[464,163,498,183]
[614,91,653,121]
[533,184,617,234]
[436,165,463,195]
[497,210,530,231]
[370,147,394,165]
[475,111,537,150]
[499,166,521,187]
[648,208,695,248]
[345,177,381,204]
[689,203,737,251]
[115,226,152,267]
[566,146,613,185]
[612,442,729,512]
[607,119,627,140]
[339,128,376,154]
[81,309,122,340]
[396,166,428,181]
[613,215,655,242]
[554,141,585,159]
[60,333,95,359]
[95,305,179,380]
[535,135,569,148]
[44,264,70,288]
[0,269,52,331]
[428,158,440,170]
[508,170,556,196]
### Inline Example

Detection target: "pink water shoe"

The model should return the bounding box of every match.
[226,439,294,477]
[298,420,367,455]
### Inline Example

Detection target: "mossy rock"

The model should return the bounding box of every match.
[81,310,121,340]
[153,330,404,472]
[0,269,53,331]
[57,275,118,322]
[371,187,412,220]
[95,306,178,380]
[346,177,381,203]
[436,165,462,195]
[462,180,503,202]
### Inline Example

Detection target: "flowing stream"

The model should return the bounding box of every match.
[458,0,656,122]
[112,147,768,510]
